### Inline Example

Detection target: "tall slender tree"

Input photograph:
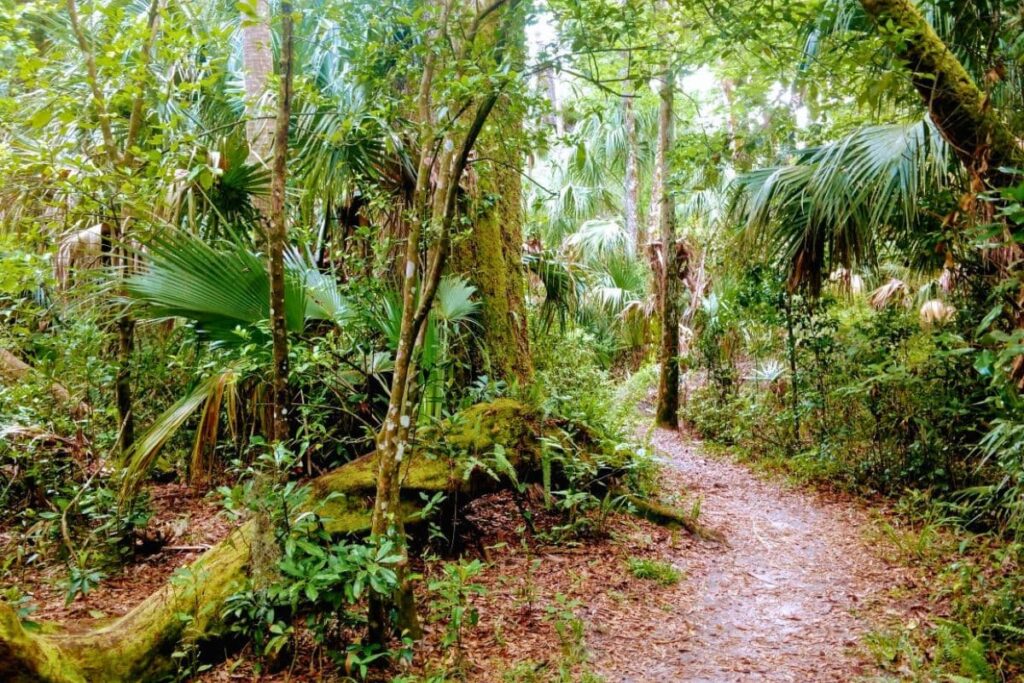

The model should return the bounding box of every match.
[622,56,641,253]
[654,66,680,429]
[367,0,522,644]
[268,1,293,444]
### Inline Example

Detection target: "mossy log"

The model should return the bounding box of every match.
[0,400,546,682]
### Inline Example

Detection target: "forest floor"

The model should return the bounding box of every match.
[4,408,939,682]
[400,407,939,682]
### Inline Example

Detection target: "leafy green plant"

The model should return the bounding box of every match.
[63,551,106,605]
[627,557,683,586]
[427,559,487,667]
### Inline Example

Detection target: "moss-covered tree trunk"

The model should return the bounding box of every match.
[0,397,699,682]
[451,8,532,387]
[858,0,1022,187]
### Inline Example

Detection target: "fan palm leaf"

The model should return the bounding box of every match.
[730,118,953,291]
[125,230,351,346]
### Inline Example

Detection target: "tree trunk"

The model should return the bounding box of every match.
[114,316,135,448]
[858,0,1022,187]
[622,69,641,254]
[452,9,532,386]
[454,151,534,385]
[368,0,519,645]
[241,0,274,169]
[267,1,293,444]
[654,68,680,429]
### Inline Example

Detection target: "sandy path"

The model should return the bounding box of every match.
[593,428,917,682]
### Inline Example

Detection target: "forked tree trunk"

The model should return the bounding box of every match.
[654,67,680,429]
[368,0,520,644]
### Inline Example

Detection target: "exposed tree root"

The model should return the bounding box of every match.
[0,399,692,681]
[624,493,724,543]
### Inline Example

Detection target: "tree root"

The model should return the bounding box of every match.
[0,399,698,681]
[623,493,725,543]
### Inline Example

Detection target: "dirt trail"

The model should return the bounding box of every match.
[593,427,922,682]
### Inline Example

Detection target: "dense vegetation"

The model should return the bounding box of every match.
[2,0,1024,680]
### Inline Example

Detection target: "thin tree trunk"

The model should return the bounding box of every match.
[368,0,516,645]
[654,67,679,429]
[66,0,160,454]
[622,63,640,254]
[366,0,448,642]
[267,1,293,444]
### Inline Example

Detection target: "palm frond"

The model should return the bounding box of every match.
[125,230,351,346]
[433,275,480,327]
[564,218,631,260]
[120,369,238,500]
[730,119,953,291]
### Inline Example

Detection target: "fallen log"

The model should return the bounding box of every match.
[0,399,694,681]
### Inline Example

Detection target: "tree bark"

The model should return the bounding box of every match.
[267,1,293,444]
[241,0,274,170]
[623,87,641,254]
[654,68,680,429]
[858,0,1022,187]
[454,148,534,385]
[452,8,533,386]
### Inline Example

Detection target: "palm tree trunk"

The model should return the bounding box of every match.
[242,0,274,163]
[654,67,679,429]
